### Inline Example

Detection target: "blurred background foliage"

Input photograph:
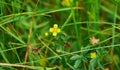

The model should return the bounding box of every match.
[0,0,120,70]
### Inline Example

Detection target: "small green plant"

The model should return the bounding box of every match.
[0,0,120,70]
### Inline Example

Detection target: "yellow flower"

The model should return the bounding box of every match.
[89,36,100,45]
[45,32,49,36]
[90,52,96,58]
[61,0,72,6]
[39,57,48,67]
[49,24,61,36]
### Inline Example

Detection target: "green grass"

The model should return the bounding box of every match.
[0,0,120,70]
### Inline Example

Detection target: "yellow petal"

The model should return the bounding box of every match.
[49,28,54,32]
[53,32,57,36]
[90,52,96,58]
[57,28,60,33]
[54,24,58,28]
[45,32,49,36]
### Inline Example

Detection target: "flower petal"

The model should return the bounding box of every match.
[45,32,49,36]
[54,24,58,28]
[57,28,60,33]
[53,32,57,36]
[49,28,54,32]
[90,52,96,58]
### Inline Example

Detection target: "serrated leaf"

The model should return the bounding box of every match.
[70,55,80,60]
[97,60,104,70]
[89,58,97,70]
[82,58,87,62]
[74,59,81,68]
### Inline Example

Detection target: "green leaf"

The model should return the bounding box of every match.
[0,26,25,44]
[82,58,87,62]
[0,43,9,63]
[97,60,104,70]
[89,58,97,70]
[74,59,81,68]
[70,55,80,60]
[35,21,49,29]
[61,57,67,68]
